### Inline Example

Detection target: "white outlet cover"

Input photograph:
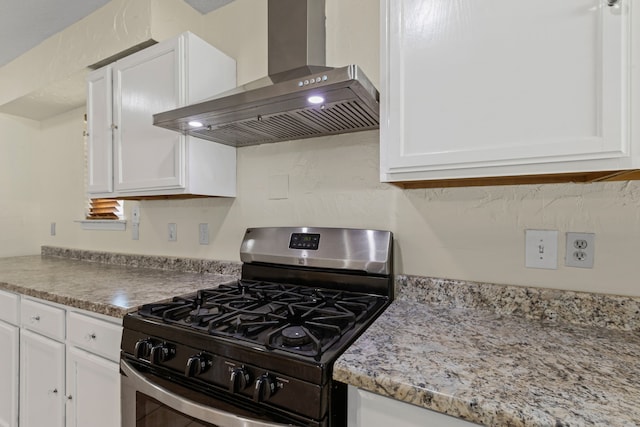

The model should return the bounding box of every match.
[565,232,595,268]
[168,223,177,241]
[525,229,558,269]
[131,206,140,224]
[199,223,209,245]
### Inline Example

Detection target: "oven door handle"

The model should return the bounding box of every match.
[121,360,292,427]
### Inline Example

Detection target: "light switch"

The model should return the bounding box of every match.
[525,229,558,269]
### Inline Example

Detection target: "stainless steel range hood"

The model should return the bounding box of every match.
[153,0,379,147]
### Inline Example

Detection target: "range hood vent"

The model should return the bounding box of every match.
[153,0,379,147]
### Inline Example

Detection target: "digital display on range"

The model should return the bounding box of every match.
[289,233,320,250]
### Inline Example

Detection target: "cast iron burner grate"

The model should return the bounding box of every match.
[138,280,381,359]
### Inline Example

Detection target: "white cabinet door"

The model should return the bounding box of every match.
[0,322,18,427]
[20,329,65,427]
[113,37,184,193]
[86,32,237,198]
[86,66,114,194]
[66,347,120,427]
[381,0,635,182]
[348,386,479,427]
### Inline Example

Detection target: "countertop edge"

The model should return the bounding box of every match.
[0,280,132,318]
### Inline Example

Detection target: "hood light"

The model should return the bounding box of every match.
[308,95,324,104]
[188,120,203,128]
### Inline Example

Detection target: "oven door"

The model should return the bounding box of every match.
[121,359,298,427]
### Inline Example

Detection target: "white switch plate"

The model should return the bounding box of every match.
[525,229,558,269]
[199,223,209,245]
[131,206,140,224]
[168,223,177,241]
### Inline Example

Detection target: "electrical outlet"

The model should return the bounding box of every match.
[50,222,56,236]
[525,229,558,269]
[199,223,209,245]
[168,223,177,241]
[565,232,595,268]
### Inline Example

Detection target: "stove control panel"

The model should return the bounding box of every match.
[289,233,320,250]
[122,329,327,420]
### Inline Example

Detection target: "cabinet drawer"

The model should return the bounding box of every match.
[68,311,122,362]
[20,298,65,340]
[0,290,19,325]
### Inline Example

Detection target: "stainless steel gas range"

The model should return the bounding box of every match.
[120,226,393,427]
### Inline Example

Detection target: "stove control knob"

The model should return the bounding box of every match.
[134,339,153,359]
[150,343,175,364]
[229,367,251,393]
[253,373,276,403]
[185,354,210,377]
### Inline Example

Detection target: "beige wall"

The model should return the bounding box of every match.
[0,114,40,256]
[2,0,640,297]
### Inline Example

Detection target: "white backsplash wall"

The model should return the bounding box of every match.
[2,0,640,296]
[33,107,640,297]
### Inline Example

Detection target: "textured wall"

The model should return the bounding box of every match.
[0,114,40,256]
[1,0,639,297]
[0,0,153,107]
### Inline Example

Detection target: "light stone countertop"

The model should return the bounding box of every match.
[334,276,640,426]
[4,248,640,425]
[0,250,240,318]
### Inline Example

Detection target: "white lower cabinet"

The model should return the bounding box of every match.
[2,293,123,427]
[0,321,19,427]
[19,330,66,427]
[0,289,19,427]
[66,347,120,427]
[348,386,479,427]
[65,310,121,427]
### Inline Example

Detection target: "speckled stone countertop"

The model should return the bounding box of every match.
[0,246,240,318]
[334,276,640,426]
[6,248,640,425]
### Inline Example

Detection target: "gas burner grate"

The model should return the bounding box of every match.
[137,279,384,359]
[263,303,358,359]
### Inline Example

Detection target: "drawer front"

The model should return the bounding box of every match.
[21,298,66,340]
[68,311,122,362]
[0,290,19,325]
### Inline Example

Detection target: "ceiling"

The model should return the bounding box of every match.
[0,0,235,68]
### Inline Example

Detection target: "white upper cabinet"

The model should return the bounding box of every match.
[86,67,113,194]
[87,32,237,198]
[380,0,639,185]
